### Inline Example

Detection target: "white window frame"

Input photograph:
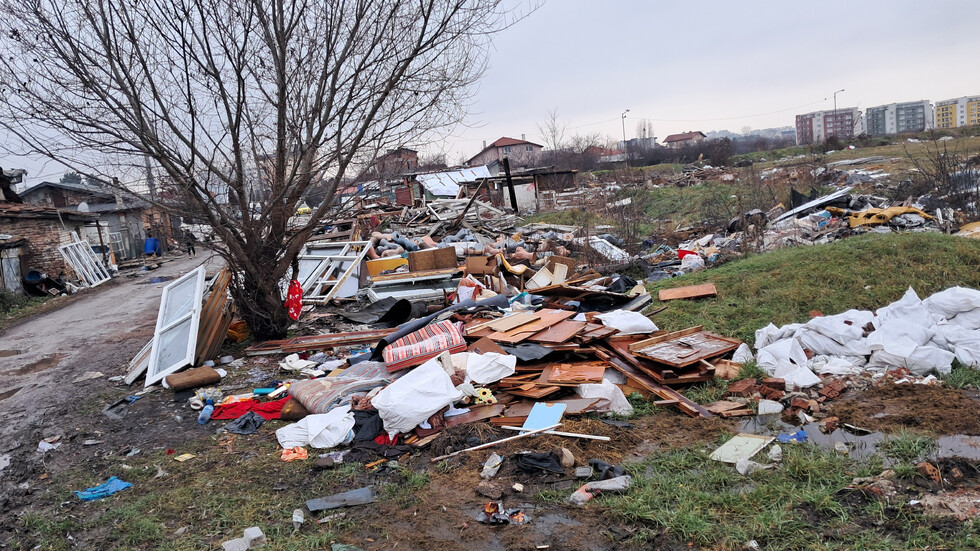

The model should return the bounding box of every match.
[145,266,206,387]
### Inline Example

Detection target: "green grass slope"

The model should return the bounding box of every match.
[647,232,980,343]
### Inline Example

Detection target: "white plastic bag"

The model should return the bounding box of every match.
[464,352,517,385]
[808,355,865,376]
[576,379,632,415]
[680,254,705,272]
[874,287,935,329]
[755,323,803,349]
[372,357,464,437]
[732,343,754,363]
[275,404,355,449]
[924,287,980,320]
[594,310,658,335]
[778,365,821,389]
[756,338,808,376]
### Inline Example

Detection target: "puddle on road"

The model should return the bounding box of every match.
[0,350,21,358]
[1,354,65,376]
[137,276,175,285]
[739,415,980,461]
[0,387,21,401]
[936,435,980,461]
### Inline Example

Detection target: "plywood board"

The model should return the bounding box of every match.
[505,385,561,399]
[528,320,587,344]
[633,331,741,368]
[467,337,507,355]
[708,433,774,463]
[658,283,718,302]
[540,361,606,384]
[483,312,540,332]
[503,398,600,418]
[444,403,507,428]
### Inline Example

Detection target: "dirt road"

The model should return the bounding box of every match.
[0,252,223,443]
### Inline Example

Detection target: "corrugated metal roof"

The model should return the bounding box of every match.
[415,166,491,196]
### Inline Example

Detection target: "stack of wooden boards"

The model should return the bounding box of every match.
[462,308,619,347]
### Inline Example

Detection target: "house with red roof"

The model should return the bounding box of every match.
[662,131,707,150]
[466,136,543,168]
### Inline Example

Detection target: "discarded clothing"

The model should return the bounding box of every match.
[589,459,626,480]
[344,441,414,463]
[285,279,303,321]
[74,476,132,501]
[210,397,289,421]
[281,446,308,461]
[352,410,383,442]
[224,411,267,435]
[514,452,565,475]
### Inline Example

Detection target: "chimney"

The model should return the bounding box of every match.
[521,133,525,141]
[483,140,487,149]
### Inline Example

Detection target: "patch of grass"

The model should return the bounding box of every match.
[940,362,980,389]
[648,232,980,342]
[615,391,662,419]
[601,444,977,550]
[879,430,936,463]
[734,360,767,381]
[683,378,729,404]
[379,466,429,507]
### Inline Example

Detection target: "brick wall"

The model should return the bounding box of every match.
[0,216,86,278]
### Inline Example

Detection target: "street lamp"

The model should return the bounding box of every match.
[621,109,630,169]
[832,88,844,139]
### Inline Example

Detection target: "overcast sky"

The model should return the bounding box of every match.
[430,0,980,162]
[8,0,980,183]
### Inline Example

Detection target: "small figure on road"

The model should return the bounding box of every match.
[185,232,197,257]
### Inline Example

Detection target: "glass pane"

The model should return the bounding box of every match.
[160,274,199,326]
[150,319,193,377]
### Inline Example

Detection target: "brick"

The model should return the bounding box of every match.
[761,378,785,390]
[790,397,810,410]
[818,379,847,400]
[916,462,942,485]
[759,385,785,401]
[819,416,839,433]
[725,378,757,398]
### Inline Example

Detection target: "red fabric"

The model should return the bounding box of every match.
[677,249,697,259]
[375,433,399,446]
[211,397,290,421]
[285,279,303,320]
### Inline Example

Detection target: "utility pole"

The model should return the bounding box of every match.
[832,88,845,140]
[502,157,519,215]
[621,109,630,170]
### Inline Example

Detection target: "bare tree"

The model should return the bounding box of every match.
[0,0,524,338]
[536,107,567,152]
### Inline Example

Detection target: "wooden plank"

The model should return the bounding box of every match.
[595,348,713,418]
[658,283,718,302]
[444,403,507,428]
[633,331,741,369]
[484,312,540,332]
[503,398,600,418]
[601,339,715,385]
[506,385,561,399]
[528,320,587,344]
[539,361,606,384]
[629,326,704,352]
[467,337,507,355]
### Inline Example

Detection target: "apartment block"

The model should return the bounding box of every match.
[935,96,980,128]
[865,100,934,136]
[795,108,863,145]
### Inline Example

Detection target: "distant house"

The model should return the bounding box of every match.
[19,180,174,260]
[662,131,707,150]
[0,201,98,287]
[466,137,543,169]
[374,147,419,177]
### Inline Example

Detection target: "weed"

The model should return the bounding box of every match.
[734,360,767,381]
[878,430,936,463]
[940,362,980,389]
[683,378,729,404]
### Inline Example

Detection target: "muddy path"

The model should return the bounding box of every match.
[0,252,223,513]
